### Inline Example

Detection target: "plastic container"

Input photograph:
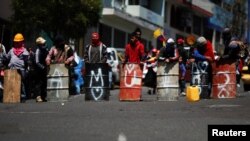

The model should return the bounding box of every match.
[186,85,199,102]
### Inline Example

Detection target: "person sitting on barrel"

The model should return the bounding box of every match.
[46,35,75,95]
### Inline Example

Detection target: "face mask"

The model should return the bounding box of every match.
[92,39,100,46]
[130,40,136,47]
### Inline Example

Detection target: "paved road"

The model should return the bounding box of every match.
[0,86,250,141]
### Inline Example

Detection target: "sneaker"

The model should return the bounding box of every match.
[181,92,186,96]
[237,84,240,88]
[36,96,43,102]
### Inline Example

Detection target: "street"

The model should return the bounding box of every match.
[0,85,250,141]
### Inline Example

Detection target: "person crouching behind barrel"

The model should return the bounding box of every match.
[191,36,215,98]
[46,34,75,95]
[5,33,29,103]
[158,38,179,63]
[83,32,109,101]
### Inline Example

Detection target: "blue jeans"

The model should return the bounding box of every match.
[18,69,27,99]
[179,79,186,93]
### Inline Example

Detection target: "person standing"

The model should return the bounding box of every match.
[46,35,75,95]
[34,37,48,102]
[84,32,107,63]
[46,35,74,65]
[83,32,109,100]
[192,36,215,98]
[0,43,6,102]
[124,32,145,64]
[177,38,187,96]
[6,33,29,102]
[144,48,158,94]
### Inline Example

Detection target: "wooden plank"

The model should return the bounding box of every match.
[3,69,21,103]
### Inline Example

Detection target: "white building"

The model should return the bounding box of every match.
[98,0,215,51]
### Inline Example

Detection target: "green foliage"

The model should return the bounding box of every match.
[11,0,102,39]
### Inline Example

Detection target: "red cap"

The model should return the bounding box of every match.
[91,32,99,40]
[152,48,157,53]
[177,38,184,44]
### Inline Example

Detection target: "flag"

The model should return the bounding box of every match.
[153,28,166,47]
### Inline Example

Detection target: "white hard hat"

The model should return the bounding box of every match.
[197,36,207,45]
[36,37,46,44]
[167,38,175,43]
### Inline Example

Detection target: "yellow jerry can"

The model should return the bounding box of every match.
[186,85,200,102]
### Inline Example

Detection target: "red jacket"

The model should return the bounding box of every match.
[125,41,145,63]
[204,41,215,61]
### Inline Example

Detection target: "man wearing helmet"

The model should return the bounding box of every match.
[158,38,179,63]
[6,33,29,102]
[193,36,214,63]
[192,36,215,98]
[34,37,48,102]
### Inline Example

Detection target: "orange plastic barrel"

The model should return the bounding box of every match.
[212,59,236,98]
[119,63,142,101]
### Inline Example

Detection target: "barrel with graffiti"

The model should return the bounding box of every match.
[157,62,179,101]
[85,63,109,101]
[211,59,236,98]
[47,63,69,102]
[119,63,142,101]
[191,61,210,99]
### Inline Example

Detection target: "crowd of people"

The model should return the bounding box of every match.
[0,27,248,103]
[0,33,84,103]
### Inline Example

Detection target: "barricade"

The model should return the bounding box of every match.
[211,59,236,98]
[47,63,69,102]
[3,69,21,103]
[157,62,179,101]
[119,63,142,101]
[191,61,210,98]
[85,63,109,101]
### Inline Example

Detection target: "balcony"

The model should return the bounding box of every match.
[125,5,164,27]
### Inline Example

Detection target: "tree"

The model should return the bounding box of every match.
[11,0,102,39]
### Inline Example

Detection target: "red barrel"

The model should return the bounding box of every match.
[212,59,236,98]
[119,63,142,101]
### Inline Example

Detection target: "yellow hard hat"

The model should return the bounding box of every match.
[14,33,24,42]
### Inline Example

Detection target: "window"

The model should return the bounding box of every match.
[216,31,221,43]
[99,23,112,47]
[210,0,222,6]
[129,0,139,5]
[114,28,126,48]
[193,15,202,35]
[170,5,176,28]
[164,1,168,23]
[203,28,213,42]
